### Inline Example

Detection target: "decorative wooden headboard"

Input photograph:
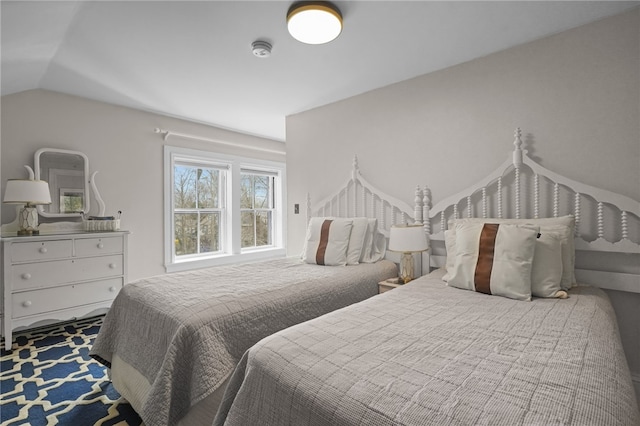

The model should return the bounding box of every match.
[305,128,639,293]
[307,156,416,237]
[414,128,640,293]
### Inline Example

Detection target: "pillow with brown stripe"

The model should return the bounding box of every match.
[302,217,354,266]
[447,222,539,301]
[449,216,575,290]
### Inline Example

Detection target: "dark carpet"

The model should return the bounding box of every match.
[0,316,143,425]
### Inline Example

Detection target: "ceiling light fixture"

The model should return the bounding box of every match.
[287,1,343,45]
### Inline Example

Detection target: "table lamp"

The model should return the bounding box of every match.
[3,165,52,235]
[388,224,428,283]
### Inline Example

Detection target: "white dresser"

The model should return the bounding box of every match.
[1,231,128,351]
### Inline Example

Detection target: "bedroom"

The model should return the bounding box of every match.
[1,1,639,425]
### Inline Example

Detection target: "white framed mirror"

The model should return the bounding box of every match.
[35,148,90,217]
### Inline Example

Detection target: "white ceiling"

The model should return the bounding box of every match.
[2,1,638,141]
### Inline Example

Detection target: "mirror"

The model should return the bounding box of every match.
[35,148,90,217]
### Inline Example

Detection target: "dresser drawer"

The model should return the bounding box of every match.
[75,236,123,257]
[11,255,124,291]
[11,240,73,262]
[11,278,122,319]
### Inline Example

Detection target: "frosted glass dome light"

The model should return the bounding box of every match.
[287,2,343,45]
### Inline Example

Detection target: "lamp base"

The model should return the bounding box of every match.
[399,252,415,284]
[18,205,39,235]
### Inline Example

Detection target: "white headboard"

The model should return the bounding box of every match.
[307,156,417,237]
[414,128,640,293]
[304,128,639,293]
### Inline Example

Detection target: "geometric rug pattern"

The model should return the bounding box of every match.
[1,316,143,426]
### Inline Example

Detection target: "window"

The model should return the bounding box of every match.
[165,146,286,272]
[59,189,84,213]
[241,170,275,249]
[173,164,223,256]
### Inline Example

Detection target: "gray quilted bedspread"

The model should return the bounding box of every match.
[215,269,640,426]
[90,257,397,426]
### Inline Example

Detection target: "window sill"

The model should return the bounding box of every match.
[165,247,287,273]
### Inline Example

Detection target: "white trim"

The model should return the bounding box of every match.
[166,248,287,273]
[163,146,286,272]
[155,128,286,155]
[575,269,640,294]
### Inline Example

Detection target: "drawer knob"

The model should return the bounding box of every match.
[109,286,117,292]
[97,243,105,249]
[22,300,32,308]
[39,247,48,254]
[21,273,31,280]
[109,263,117,269]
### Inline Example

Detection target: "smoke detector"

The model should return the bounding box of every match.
[251,41,272,58]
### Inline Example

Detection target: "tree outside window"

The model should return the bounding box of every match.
[240,173,274,248]
[174,164,222,257]
[165,146,286,272]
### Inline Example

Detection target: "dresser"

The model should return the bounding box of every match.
[1,231,128,351]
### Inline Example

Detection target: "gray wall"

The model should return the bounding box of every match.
[1,89,285,281]
[286,9,639,380]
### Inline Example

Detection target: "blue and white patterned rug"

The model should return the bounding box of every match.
[1,316,143,425]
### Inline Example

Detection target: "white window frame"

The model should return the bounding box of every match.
[164,146,286,272]
[239,168,277,250]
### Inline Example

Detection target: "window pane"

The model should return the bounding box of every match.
[197,168,219,209]
[254,176,270,209]
[240,175,253,209]
[199,213,220,253]
[175,213,197,256]
[256,211,272,246]
[241,211,255,248]
[61,191,84,213]
[174,166,196,209]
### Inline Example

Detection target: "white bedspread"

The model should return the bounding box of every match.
[215,269,640,426]
[90,257,397,425]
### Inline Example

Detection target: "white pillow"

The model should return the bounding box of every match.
[359,218,378,263]
[441,229,456,282]
[364,231,387,263]
[531,232,567,299]
[448,222,539,301]
[302,218,353,266]
[450,216,575,290]
[344,217,369,265]
[536,224,573,291]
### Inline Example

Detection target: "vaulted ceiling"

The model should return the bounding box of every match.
[2,1,638,141]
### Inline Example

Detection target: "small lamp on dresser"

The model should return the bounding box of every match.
[388,224,428,284]
[3,165,52,235]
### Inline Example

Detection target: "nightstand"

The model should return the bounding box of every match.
[378,280,403,294]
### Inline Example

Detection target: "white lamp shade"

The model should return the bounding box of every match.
[388,225,428,253]
[287,2,343,44]
[3,179,52,205]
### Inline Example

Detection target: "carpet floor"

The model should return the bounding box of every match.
[1,316,143,425]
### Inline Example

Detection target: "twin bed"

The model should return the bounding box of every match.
[92,128,640,425]
[215,269,636,425]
